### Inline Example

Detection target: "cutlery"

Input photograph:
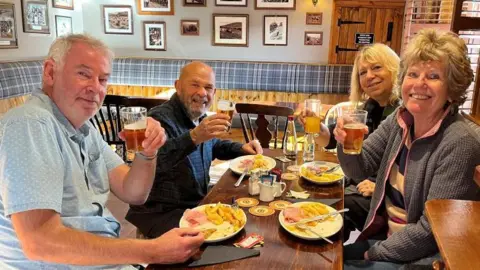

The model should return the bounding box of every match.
[290,208,349,225]
[234,167,249,187]
[295,223,333,244]
[323,165,340,174]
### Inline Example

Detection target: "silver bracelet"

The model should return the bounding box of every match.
[135,151,157,161]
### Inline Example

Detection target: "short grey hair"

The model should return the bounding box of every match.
[46,34,114,70]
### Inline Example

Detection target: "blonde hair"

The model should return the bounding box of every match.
[46,34,114,70]
[350,43,400,106]
[398,29,473,106]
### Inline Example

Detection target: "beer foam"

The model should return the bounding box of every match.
[344,123,365,129]
[125,121,146,130]
[217,101,234,110]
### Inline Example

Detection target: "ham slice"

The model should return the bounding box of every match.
[184,209,208,227]
[283,207,305,223]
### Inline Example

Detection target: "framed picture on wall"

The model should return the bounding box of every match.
[304,31,323,46]
[184,0,206,7]
[255,0,295,10]
[143,21,166,51]
[263,15,287,46]
[212,14,249,47]
[306,12,322,25]
[52,0,74,10]
[103,5,133,35]
[55,15,72,37]
[136,0,174,16]
[181,20,199,36]
[215,0,247,7]
[0,3,18,49]
[21,0,50,34]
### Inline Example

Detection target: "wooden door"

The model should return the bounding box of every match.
[329,0,405,64]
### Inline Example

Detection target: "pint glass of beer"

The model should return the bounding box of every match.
[341,109,367,155]
[217,100,235,131]
[304,99,322,134]
[119,106,147,155]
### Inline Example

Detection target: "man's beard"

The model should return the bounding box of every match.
[181,94,209,121]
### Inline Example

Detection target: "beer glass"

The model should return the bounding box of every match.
[340,109,368,155]
[217,99,235,131]
[304,99,322,134]
[119,106,147,155]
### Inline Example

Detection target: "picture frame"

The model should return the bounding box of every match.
[21,0,50,34]
[181,20,199,36]
[255,0,295,10]
[0,3,18,49]
[263,15,287,46]
[184,0,206,7]
[143,21,166,51]
[55,15,72,37]
[103,5,134,35]
[304,31,323,46]
[136,0,174,16]
[212,14,249,47]
[52,0,74,10]
[215,0,247,7]
[306,12,322,25]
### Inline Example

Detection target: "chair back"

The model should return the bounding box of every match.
[89,95,167,160]
[324,101,364,126]
[235,103,294,149]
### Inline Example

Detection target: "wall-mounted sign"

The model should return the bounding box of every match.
[355,33,374,45]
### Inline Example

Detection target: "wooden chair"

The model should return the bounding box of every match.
[235,103,294,149]
[89,95,167,161]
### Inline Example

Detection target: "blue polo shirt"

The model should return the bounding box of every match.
[0,92,133,269]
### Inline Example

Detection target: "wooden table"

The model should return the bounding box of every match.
[148,149,343,269]
[425,199,480,270]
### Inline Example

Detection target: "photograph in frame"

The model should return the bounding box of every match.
[304,31,322,46]
[136,0,174,16]
[212,14,249,47]
[181,20,199,36]
[55,15,72,37]
[143,21,166,51]
[0,3,18,49]
[215,0,247,7]
[184,0,206,7]
[263,15,287,46]
[52,0,74,10]
[103,5,133,35]
[255,0,295,10]
[306,12,322,25]
[21,0,50,34]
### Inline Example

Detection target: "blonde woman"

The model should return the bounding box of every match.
[335,29,480,268]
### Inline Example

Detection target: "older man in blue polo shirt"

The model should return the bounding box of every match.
[0,34,204,269]
[126,61,263,238]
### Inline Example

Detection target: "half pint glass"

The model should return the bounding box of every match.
[341,109,367,155]
[304,99,322,134]
[120,106,147,154]
[217,100,235,131]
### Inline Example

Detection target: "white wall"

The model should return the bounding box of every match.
[82,0,332,64]
[0,0,84,62]
[0,0,332,63]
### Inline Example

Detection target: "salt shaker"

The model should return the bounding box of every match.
[248,171,260,195]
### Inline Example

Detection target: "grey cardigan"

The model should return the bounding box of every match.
[338,107,480,263]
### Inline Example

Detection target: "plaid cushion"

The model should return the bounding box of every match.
[0,61,43,99]
[0,59,352,99]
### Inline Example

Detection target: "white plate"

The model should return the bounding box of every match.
[300,161,344,185]
[279,202,343,240]
[229,155,276,175]
[179,203,247,243]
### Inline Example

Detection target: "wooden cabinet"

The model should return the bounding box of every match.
[328,0,405,64]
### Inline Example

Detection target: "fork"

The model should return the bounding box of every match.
[234,167,249,187]
[231,196,239,210]
[295,223,333,244]
[290,208,349,225]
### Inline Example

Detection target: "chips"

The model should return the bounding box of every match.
[201,228,217,239]
[301,166,342,183]
[204,203,246,232]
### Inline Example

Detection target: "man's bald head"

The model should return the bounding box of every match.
[175,61,217,120]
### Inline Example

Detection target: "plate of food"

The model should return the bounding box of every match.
[229,154,276,175]
[279,202,343,240]
[300,161,344,185]
[179,203,247,243]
